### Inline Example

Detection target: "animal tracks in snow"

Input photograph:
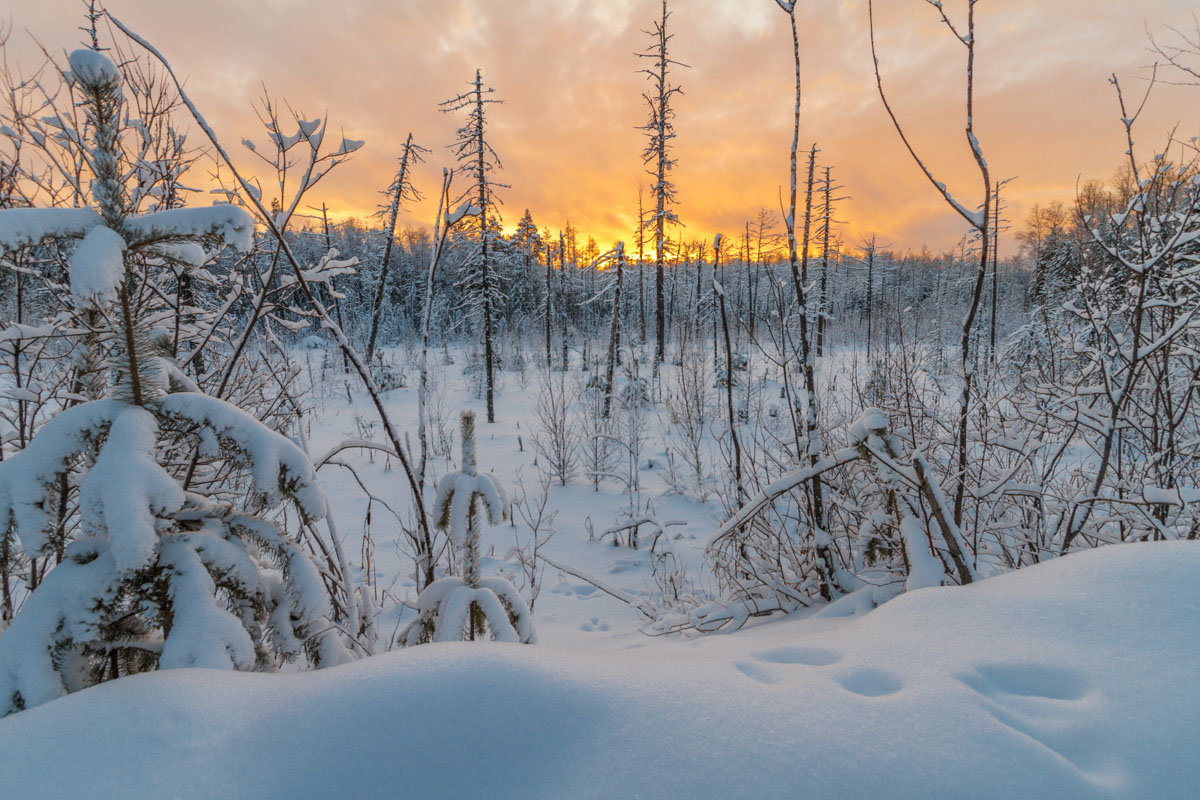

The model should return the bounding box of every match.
[833,667,904,697]
[961,663,1088,702]
[733,645,848,687]
[960,663,1119,787]
[734,661,781,685]
[742,644,906,698]
[754,645,843,667]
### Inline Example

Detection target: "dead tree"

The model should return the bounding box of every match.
[860,234,879,359]
[774,0,840,600]
[637,0,687,371]
[367,132,427,363]
[636,185,647,345]
[816,165,847,357]
[441,69,507,423]
[603,243,627,419]
[714,255,744,504]
[544,235,554,370]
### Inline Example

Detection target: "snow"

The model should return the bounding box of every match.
[1142,485,1200,506]
[900,513,942,590]
[0,540,123,710]
[155,392,326,519]
[0,207,102,251]
[0,399,123,555]
[77,405,184,573]
[67,48,120,88]
[0,541,1195,798]
[125,205,255,254]
[150,240,207,267]
[445,200,481,226]
[157,535,256,670]
[69,225,126,303]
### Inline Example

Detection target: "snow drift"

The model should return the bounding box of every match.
[0,541,1195,799]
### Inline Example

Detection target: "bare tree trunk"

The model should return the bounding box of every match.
[603,246,625,418]
[419,170,454,499]
[544,237,553,370]
[367,132,420,364]
[865,236,876,359]
[637,0,685,372]
[637,188,647,345]
[870,0,991,541]
[560,232,569,370]
[317,202,351,374]
[716,272,744,503]
[776,3,838,600]
[817,166,832,358]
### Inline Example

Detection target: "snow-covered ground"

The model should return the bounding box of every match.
[1,541,1195,798]
[0,353,1196,798]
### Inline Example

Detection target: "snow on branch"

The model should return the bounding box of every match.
[125,205,255,254]
[78,406,185,573]
[0,400,124,555]
[0,541,123,713]
[70,225,125,304]
[156,393,326,520]
[0,208,102,252]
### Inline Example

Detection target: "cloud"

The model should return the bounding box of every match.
[4,0,1198,256]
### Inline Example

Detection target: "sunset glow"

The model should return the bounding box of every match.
[6,0,1199,254]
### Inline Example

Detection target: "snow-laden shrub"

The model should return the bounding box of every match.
[690,408,974,634]
[0,48,349,717]
[370,360,406,392]
[402,412,534,645]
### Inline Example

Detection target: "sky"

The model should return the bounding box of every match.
[3,0,1199,257]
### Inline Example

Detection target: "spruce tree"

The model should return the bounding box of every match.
[402,412,534,645]
[0,47,349,717]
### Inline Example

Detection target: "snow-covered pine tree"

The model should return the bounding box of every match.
[441,70,507,424]
[402,411,534,645]
[0,48,349,717]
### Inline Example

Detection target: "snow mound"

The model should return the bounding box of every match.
[0,541,1196,799]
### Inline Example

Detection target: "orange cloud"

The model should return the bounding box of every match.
[5,0,1199,257]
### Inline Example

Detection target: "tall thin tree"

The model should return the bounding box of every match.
[637,0,687,371]
[442,69,507,423]
[367,133,427,364]
[870,0,991,550]
[775,0,839,600]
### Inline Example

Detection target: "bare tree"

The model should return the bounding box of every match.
[367,133,427,364]
[531,369,578,486]
[418,169,458,489]
[602,243,627,419]
[442,69,507,423]
[869,0,991,542]
[815,165,847,357]
[637,0,687,370]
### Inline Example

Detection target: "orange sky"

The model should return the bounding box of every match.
[5,0,1200,257]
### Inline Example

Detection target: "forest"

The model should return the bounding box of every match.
[0,2,1197,798]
